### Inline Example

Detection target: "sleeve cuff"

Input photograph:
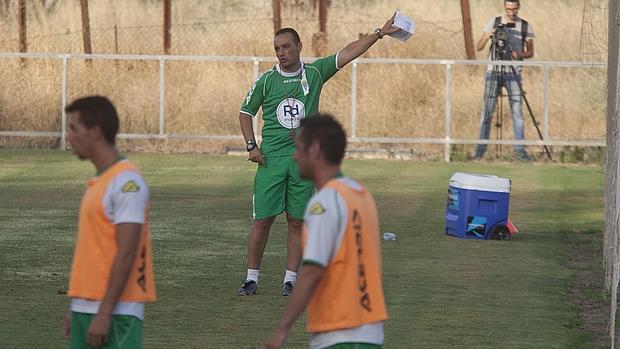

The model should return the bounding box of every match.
[334,51,342,70]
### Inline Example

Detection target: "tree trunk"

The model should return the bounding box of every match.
[605,0,619,347]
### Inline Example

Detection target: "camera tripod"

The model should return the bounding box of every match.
[476,45,552,160]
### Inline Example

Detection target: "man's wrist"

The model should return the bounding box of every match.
[97,307,113,317]
[246,140,258,152]
[373,28,384,39]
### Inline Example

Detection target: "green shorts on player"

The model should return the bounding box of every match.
[253,155,313,220]
[70,312,142,349]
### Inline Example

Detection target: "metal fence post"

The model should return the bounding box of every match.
[350,61,358,140]
[159,57,165,137]
[60,56,68,150]
[543,65,550,140]
[444,62,453,162]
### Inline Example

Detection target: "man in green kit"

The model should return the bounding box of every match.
[237,14,400,296]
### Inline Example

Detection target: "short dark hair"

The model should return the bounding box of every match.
[505,0,520,5]
[275,27,301,43]
[299,113,346,165]
[65,95,119,145]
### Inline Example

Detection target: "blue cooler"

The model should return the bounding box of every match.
[445,172,511,240]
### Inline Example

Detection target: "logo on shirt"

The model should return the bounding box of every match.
[283,78,301,83]
[353,209,372,312]
[122,180,140,193]
[276,98,305,129]
[244,75,262,106]
[309,202,326,215]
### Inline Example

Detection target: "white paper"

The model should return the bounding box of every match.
[388,11,415,42]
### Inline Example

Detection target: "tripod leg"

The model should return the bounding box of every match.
[475,69,500,159]
[509,65,553,160]
[495,91,503,157]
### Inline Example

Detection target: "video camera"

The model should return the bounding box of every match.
[491,22,515,60]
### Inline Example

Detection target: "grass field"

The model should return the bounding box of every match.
[0,149,608,348]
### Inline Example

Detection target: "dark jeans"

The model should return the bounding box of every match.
[475,69,529,159]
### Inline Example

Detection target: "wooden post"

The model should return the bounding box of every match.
[319,0,327,34]
[272,0,281,34]
[79,0,92,55]
[163,0,171,55]
[17,0,27,54]
[114,24,118,54]
[113,24,120,66]
[460,0,475,60]
[606,0,620,347]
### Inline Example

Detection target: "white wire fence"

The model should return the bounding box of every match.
[0,52,607,162]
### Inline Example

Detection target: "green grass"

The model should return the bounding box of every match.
[0,150,606,348]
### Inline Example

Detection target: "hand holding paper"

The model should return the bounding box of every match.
[388,11,415,42]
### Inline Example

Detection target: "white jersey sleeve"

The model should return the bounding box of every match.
[102,170,149,225]
[302,187,348,267]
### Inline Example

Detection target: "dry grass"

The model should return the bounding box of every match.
[0,0,607,155]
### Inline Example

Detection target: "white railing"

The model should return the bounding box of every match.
[0,52,607,162]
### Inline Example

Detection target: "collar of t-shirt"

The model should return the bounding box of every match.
[499,15,522,25]
[95,156,126,177]
[332,171,344,179]
[276,63,309,95]
[276,63,302,77]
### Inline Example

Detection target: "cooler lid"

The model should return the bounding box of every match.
[449,172,511,193]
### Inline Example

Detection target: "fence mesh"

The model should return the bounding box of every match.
[580,0,608,65]
[0,0,606,60]
[0,0,520,58]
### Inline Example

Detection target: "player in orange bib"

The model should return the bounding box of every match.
[266,114,388,349]
[61,96,156,349]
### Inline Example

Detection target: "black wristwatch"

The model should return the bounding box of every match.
[246,140,257,152]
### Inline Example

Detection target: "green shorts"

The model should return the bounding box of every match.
[70,312,143,349]
[253,155,314,220]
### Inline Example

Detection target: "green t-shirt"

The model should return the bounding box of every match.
[240,54,339,157]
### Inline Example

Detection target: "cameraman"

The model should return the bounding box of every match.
[474,0,535,160]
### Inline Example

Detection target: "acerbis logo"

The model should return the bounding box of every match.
[122,180,140,193]
[309,202,326,215]
[276,98,305,129]
[353,209,372,312]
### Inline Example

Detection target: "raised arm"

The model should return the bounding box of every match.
[336,13,399,68]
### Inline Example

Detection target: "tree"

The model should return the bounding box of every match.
[605,0,619,347]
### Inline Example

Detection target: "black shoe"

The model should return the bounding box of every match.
[282,281,294,296]
[237,280,257,296]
